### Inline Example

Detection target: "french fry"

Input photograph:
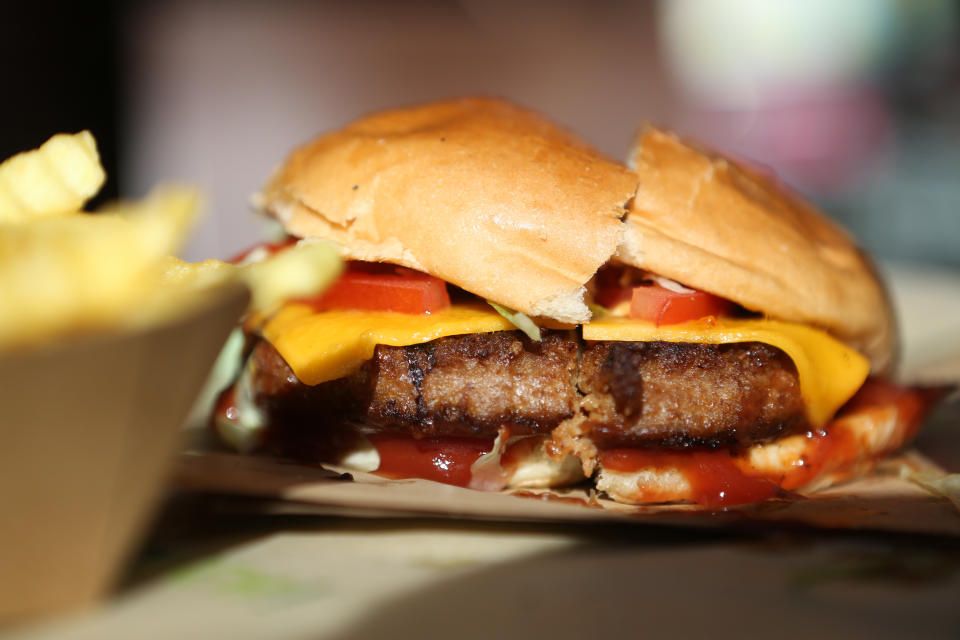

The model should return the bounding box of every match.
[0,186,198,349]
[97,185,199,257]
[0,129,341,351]
[0,131,106,223]
[160,240,342,312]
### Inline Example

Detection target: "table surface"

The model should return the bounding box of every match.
[7,262,960,640]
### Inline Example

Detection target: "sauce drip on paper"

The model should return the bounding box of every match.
[599,449,780,508]
[598,380,934,507]
[368,435,493,487]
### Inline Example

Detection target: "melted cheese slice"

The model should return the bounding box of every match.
[583,316,869,426]
[261,304,869,428]
[261,303,514,385]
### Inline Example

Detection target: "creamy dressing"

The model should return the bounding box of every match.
[213,354,268,453]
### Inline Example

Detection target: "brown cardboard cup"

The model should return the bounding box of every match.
[0,283,248,623]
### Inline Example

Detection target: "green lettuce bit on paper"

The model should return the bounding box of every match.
[487,301,541,342]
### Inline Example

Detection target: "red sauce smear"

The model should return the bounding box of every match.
[778,379,940,491]
[213,386,237,424]
[368,435,494,487]
[211,386,243,445]
[600,449,781,508]
[599,379,941,508]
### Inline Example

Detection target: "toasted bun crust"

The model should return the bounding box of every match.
[260,97,638,324]
[619,128,896,373]
[260,101,893,368]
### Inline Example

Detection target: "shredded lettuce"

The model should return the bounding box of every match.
[215,357,268,453]
[487,301,541,341]
[651,274,694,293]
[469,427,511,491]
[587,303,608,317]
[183,327,246,430]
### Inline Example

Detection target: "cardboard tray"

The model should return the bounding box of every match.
[0,283,248,622]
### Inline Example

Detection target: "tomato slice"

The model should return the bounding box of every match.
[595,284,633,310]
[228,237,298,264]
[302,261,451,314]
[630,284,732,326]
[593,266,634,309]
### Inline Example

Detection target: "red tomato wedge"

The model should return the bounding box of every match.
[302,261,451,314]
[594,285,633,309]
[593,267,634,309]
[630,284,732,326]
[228,237,298,264]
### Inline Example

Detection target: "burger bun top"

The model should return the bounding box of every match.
[619,128,895,373]
[260,97,638,325]
[259,100,894,372]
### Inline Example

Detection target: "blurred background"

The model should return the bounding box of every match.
[2,0,958,265]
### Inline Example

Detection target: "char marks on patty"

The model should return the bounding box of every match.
[579,341,807,449]
[368,331,579,435]
[244,333,809,452]
[250,331,579,442]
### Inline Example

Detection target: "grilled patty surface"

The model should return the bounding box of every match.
[579,340,806,448]
[249,331,579,439]
[241,330,808,450]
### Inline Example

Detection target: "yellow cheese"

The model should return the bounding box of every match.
[262,304,869,428]
[261,303,514,385]
[583,316,869,426]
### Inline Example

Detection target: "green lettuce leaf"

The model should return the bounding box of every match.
[487,301,541,342]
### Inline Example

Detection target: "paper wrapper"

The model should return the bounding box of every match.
[0,283,248,622]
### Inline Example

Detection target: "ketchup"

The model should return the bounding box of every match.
[598,379,939,508]
[368,435,494,487]
[778,379,935,490]
[600,449,780,508]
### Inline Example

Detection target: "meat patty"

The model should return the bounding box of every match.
[579,341,807,448]
[249,331,579,441]
[235,333,808,455]
[367,331,579,433]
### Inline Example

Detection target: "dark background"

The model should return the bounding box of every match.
[1,2,122,205]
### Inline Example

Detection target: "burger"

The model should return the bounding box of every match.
[212,97,939,507]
